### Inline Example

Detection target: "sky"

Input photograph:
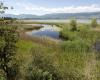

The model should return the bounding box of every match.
[1,0,100,15]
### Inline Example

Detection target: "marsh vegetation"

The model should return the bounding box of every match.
[0,17,100,80]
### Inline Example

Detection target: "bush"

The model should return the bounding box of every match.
[78,30,99,43]
[70,19,77,31]
[0,25,19,80]
[91,18,98,28]
[60,27,78,40]
[0,37,5,51]
[77,25,90,32]
[25,47,62,80]
[0,70,6,80]
[61,40,91,53]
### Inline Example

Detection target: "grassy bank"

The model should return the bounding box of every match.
[0,20,100,80]
[16,39,92,80]
[15,21,100,80]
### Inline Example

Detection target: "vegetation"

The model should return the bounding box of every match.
[91,18,98,28]
[1,2,100,80]
[0,25,19,80]
[70,19,77,31]
[59,20,100,80]
[0,8,100,80]
[0,2,8,14]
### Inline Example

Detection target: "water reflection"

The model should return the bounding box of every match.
[26,24,61,39]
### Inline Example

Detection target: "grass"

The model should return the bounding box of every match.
[15,38,94,80]
[16,40,34,54]
[0,20,100,80]
[15,22,100,80]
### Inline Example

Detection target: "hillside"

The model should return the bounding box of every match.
[1,12,100,19]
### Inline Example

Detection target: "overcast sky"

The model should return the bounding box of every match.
[2,0,100,15]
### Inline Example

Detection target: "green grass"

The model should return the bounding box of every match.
[14,22,100,80]
[1,21,100,80]
[16,40,34,54]
[15,38,94,80]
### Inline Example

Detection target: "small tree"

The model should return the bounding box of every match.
[0,2,19,80]
[70,19,77,31]
[0,26,19,80]
[0,2,8,15]
[0,2,15,25]
[0,1,13,20]
[91,18,98,28]
[0,2,8,25]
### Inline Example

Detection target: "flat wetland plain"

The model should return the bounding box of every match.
[19,19,100,80]
[21,19,100,24]
[1,19,100,80]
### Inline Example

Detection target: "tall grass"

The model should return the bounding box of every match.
[0,21,100,80]
[15,22,100,80]
[61,40,91,53]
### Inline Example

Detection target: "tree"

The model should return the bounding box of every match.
[0,2,8,14]
[91,18,98,28]
[0,2,18,80]
[0,2,8,25]
[0,26,19,80]
[0,1,13,17]
[0,2,14,25]
[70,19,77,31]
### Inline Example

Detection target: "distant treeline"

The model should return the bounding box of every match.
[0,17,17,20]
[20,18,100,20]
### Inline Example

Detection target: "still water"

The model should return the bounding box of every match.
[26,24,61,39]
[23,19,100,24]
[25,19,100,39]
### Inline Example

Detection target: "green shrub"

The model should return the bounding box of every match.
[0,70,6,80]
[78,30,99,43]
[70,19,77,31]
[60,27,78,40]
[0,25,19,80]
[91,18,98,28]
[25,46,62,80]
[77,25,90,32]
[0,37,5,51]
[61,40,91,53]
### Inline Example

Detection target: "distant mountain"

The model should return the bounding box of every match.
[17,14,38,19]
[1,14,38,19]
[1,12,100,19]
[42,12,100,19]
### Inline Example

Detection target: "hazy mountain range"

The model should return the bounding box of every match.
[1,12,100,19]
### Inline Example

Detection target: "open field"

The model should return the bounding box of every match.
[0,19,100,80]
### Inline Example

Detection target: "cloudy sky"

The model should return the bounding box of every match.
[2,0,100,15]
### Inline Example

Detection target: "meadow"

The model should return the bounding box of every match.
[0,19,100,80]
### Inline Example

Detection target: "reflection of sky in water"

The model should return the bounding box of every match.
[33,30,59,39]
[23,19,100,24]
[26,25,60,39]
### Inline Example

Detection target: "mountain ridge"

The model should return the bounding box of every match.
[1,11,100,19]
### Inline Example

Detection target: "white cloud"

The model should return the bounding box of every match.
[5,3,100,15]
[25,4,100,15]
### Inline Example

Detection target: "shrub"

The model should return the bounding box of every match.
[61,40,91,53]
[70,19,77,31]
[0,70,6,80]
[91,18,98,28]
[78,30,99,43]
[25,47,62,80]
[60,27,78,40]
[77,25,90,32]
[0,26,19,80]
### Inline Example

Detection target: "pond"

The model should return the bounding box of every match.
[26,24,61,39]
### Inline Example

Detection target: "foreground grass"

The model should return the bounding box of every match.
[14,37,98,80]
[1,21,100,80]
[15,21,100,80]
